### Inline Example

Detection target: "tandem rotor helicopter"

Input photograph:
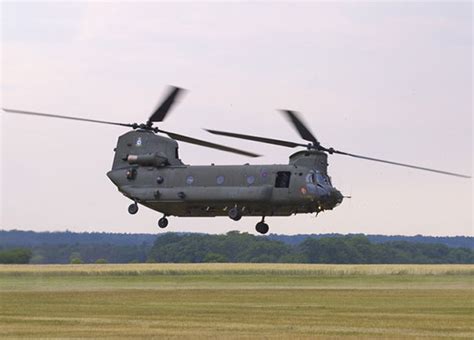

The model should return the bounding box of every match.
[3,86,471,234]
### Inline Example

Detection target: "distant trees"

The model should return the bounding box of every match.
[0,230,156,247]
[147,232,474,264]
[203,253,227,263]
[0,230,472,264]
[1,244,149,264]
[12,244,150,264]
[148,231,292,263]
[69,252,82,264]
[268,233,474,249]
[0,248,32,264]
[297,236,474,264]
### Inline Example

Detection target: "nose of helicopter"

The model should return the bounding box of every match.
[327,188,343,207]
[317,187,343,210]
[332,188,344,205]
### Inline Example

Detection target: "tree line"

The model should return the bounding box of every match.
[2,230,472,249]
[1,231,472,264]
[0,244,150,264]
[148,232,473,264]
[0,248,33,264]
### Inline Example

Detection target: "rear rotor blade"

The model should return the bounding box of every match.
[281,110,319,146]
[328,148,471,178]
[160,130,261,158]
[148,86,185,123]
[205,129,306,148]
[3,108,134,128]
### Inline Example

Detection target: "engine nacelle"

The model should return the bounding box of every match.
[127,153,168,167]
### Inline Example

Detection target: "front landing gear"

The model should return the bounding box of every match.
[128,202,138,215]
[255,217,269,235]
[158,216,169,229]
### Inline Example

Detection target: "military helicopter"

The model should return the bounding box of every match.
[3,86,471,234]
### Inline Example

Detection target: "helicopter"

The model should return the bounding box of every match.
[3,86,471,234]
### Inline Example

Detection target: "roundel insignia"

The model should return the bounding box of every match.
[300,187,308,195]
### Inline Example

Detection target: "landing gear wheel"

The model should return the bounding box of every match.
[256,222,269,235]
[128,203,138,215]
[228,207,242,221]
[158,217,168,229]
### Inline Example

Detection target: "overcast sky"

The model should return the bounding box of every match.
[1,1,472,236]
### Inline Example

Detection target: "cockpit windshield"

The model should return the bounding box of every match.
[306,170,332,186]
[317,173,331,185]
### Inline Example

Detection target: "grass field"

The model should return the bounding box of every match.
[1,264,473,338]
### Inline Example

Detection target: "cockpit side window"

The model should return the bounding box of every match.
[316,173,325,184]
[314,171,331,186]
[306,171,316,184]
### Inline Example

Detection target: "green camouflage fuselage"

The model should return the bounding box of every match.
[107,130,343,218]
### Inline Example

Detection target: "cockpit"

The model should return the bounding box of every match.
[305,169,343,210]
[306,170,332,187]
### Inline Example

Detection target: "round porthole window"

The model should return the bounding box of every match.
[216,175,225,185]
[246,175,255,185]
[186,175,194,185]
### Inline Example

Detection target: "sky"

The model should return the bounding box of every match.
[1,1,472,236]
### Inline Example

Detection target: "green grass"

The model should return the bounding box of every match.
[1,264,473,338]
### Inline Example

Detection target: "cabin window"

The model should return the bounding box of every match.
[275,171,291,188]
[246,175,255,185]
[216,175,225,185]
[186,175,194,185]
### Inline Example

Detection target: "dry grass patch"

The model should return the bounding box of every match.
[0,264,472,338]
[1,263,473,276]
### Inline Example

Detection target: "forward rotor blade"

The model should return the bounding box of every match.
[329,148,471,178]
[281,110,319,145]
[3,108,134,128]
[160,130,261,158]
[205,129,306,148]
[148,86,185,123]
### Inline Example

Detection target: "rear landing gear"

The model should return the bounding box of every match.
[128,202,138,215]
[158,216,169,229]
[255,217,269,235]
